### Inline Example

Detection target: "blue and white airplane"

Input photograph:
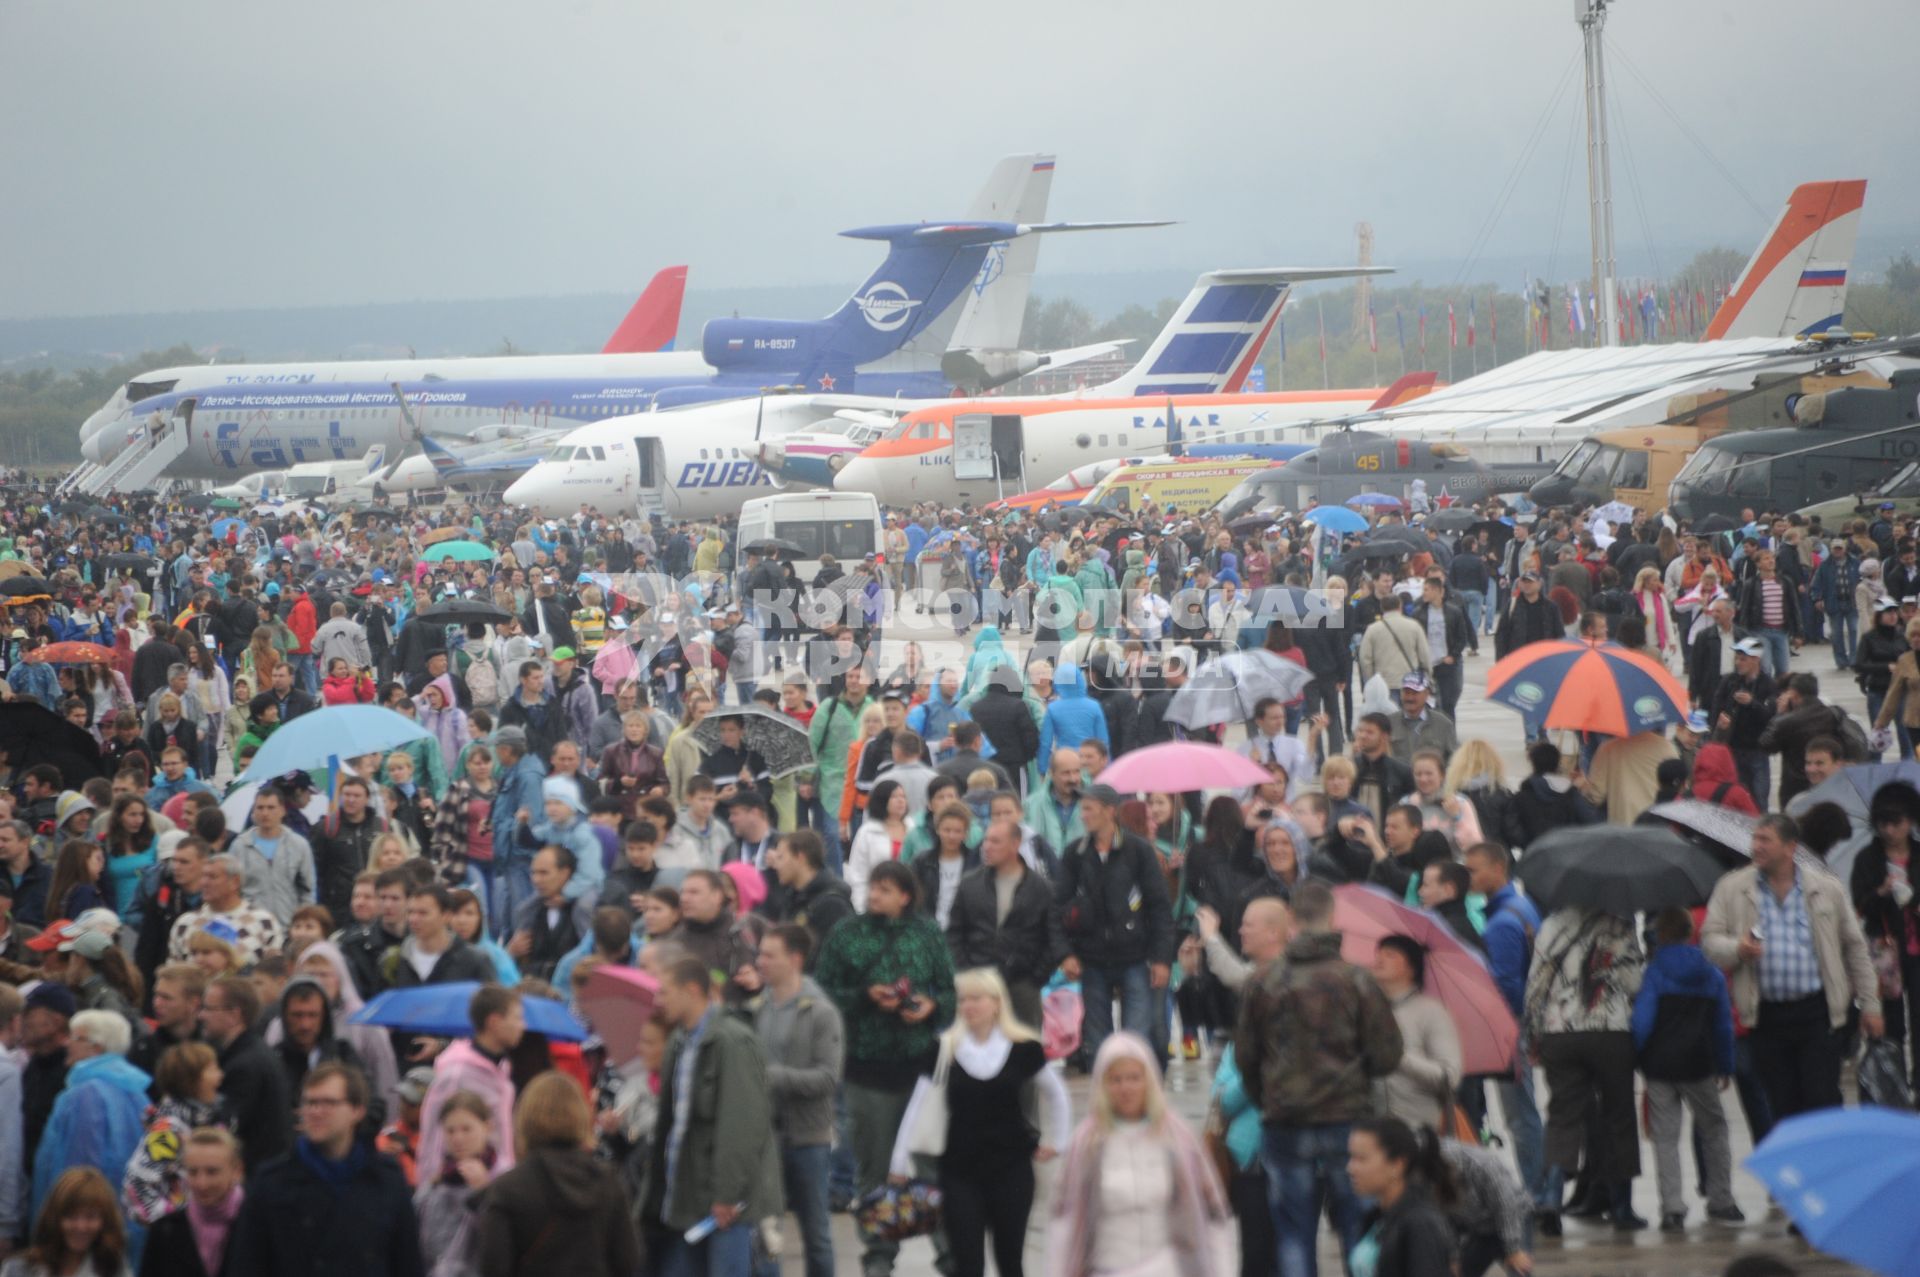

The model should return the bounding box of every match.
[75,155,1159,489]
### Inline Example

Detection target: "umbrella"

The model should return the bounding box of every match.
[220,779,329,832]
[1517,825,1727,915]
[1647,799,1837,879]
[0,562,34,582]
[0,702,107,784]
[209,517,248,540]
[1331,885,1518,1076]
[236,705,430,784]
[1486,639,1689,736]
[689,704,815,778]
[1785,762,1920,884]
[210,497,244,511]
[1346,493,1403,508]
[744,537,804,557]
[1363,525,1434,555]
[418,527,469,547]
[421,540,495,563]
[0,576,51,600]
[177,493,216,510]
[1423,509,1476,532]
[1746,1107,1920,1277]
[414,598,512,626]
[82,506,126,526]
[1303,506,1369,534]
[349,982,585,1043]
[1098,740,1274,793]
[1467,519,1515,545]
[38,642,116,665]
[1164,650,1315,730]
[1591,500,1636,527]
[577,965,661,1064]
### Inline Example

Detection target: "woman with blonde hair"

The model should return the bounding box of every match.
[837,701,888,835]
[1444,739,1512,851]
[238,626,279,693]
[1633,565,1682,671]
[663,686,712,805]
[889,968,1070,1277]
[472,1072,641,1277]
[1045,1032,1233,1277]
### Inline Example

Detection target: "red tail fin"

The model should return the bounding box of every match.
[601,266,688,354]
[1367,371,1440,411]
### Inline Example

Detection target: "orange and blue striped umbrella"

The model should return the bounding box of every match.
[1486,639,1690,736]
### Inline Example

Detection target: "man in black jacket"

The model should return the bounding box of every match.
[1689,598,1751,710]
[1055,784,1175,1065]
[946,819,1065,1029]
[507,846,594,985]
[1495,571,1562,662]
[133,836,205,993]
[309,777,386,926]
[273,977,383,1130]
[1126,649,1191,754]
[970,667,1040,781]
[768,830,853,965]
[1410,576,1472,719]
[1709,640,1777,809]
[230,1061,424,1277]
[200,974,293,1170]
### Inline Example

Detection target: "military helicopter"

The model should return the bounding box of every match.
[1211,429,1554,521]
[1668,366,1920,522]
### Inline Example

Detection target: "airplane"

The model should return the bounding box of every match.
[71,155,1160,491]
[500,264,1393,518]
[352,430,557,495]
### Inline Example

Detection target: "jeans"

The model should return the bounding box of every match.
[1433,659,1464,719]
[1732,750,1771,812]
[1261,1122,1363,1277]
[799,797,843,877]
[1756,627,1792,681]
[1831,610,1859,667]
[661,1222,753,1277]
[1497,1058,1551,1208]
[830,1085,857,1204]
[496,853,534,935]
[775,1143,834,1277]
[1463,590,1485,639]
[1080,962,1154,1067]
[1482,582,1499,635]
[292,652,319,696]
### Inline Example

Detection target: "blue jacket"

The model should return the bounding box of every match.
[517,810,605,903]
[147,773,215,809]
[1631,942,1736,1076]
[553,922,645,1004]
[6,662,60,711]
[1482,883,1540,1019]
[908,681,969,752]
[33,1053,152,1218]
[1811,551,1860,615]
[1036,664,1109,771]
[1212,1045,1263,1171]
[492,753,549,864]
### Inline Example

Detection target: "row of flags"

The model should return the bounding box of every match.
[1273,275,1739,384]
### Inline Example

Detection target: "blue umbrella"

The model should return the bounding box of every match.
[1345,492,1402,508]
[348,982,586,1042]
[209,516,249,540]
[1302,506,1368,534]
[1746,1107,1920,1275]
[1835,760,1920,805]
[236,705,429,784]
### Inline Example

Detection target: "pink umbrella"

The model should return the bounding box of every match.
[577,964,660,1065]
[1098,740,1272,793]
[1331,884,1517,1076]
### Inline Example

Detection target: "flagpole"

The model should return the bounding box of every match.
[1316,295,1328,390]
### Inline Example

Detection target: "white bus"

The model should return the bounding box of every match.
[737,492,884,584]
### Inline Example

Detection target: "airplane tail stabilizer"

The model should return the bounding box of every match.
[1705,180,1866,340]
[602,266,689,354]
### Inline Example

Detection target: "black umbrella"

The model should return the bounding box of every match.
[0,702,107,785]
[744,538,804,558]
[690,704,815,778]
[1695,514,1736,535]
[1517,825,1727,915]
[177,493,216,510]
[1468,519,1516,545]
[1423,509,1476,532]
[82,506,127,526]
[416,598,512,627]
[1364,525,1434,555]
[54,501,90,517]
[0,576,51,600]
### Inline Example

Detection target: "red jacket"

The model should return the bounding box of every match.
[287,593,318,655]
[1690,743,1758,814]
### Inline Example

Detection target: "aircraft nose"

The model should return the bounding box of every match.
[832,457,872,493]
[502,473,536,508]
[81,423,127,465]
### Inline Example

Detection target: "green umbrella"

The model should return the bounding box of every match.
[210,497,244,511]
[421,540,495,563]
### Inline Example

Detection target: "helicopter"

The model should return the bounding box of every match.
[1210,429,1555,521]
[1668,367,1920,522]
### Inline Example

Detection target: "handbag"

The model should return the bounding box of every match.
[1872,935,1905,1000]
[904,1037,953,1158]
[1201,1096,1238,1187]
[854,1180,944,1243]
[1858,1037,1913,1109]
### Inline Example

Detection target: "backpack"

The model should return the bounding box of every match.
[464,652,500,709]
[1829,705,1871,762]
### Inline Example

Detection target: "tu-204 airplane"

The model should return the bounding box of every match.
[70,154,1160,492]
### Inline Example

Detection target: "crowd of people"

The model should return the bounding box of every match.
[0,477,1892,1277]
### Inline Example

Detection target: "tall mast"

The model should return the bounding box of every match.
[1579,0,1619,347]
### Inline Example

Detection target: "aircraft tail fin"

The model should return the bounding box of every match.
[1705,180,1866,340]
[362,445,386,475]
[942,155,1054,354]
[1099,267,1390,396]
[1367,371,1440,411]
[420,435,463,474]
[601,265,689,354]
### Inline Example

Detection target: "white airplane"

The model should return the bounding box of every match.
[500,264,1389,518]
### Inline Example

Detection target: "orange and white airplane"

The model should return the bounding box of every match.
[825,367,1434,508]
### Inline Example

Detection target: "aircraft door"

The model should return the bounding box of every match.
[990,415,1025,492]
[952,416,994,481]
[634,436,660,489]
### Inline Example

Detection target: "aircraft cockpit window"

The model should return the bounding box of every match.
[545,446,572,463]
[125,379,177,405]
[1611,450,1650,490]
[1883,463,1920,498]
[912,422,937,440]
[592,446,606,461]
[1730,455,1770,498]
[882,421,912,441]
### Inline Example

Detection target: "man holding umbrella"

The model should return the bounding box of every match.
[1704,813,1882,1122]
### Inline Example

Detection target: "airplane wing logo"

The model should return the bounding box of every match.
[972,243,1008,297]
[856,281,924,332]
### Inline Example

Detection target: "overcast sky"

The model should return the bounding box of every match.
[3,0,1914,320]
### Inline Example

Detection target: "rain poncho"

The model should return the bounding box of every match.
[1037,663,1109,771]
[960,626,1018,704]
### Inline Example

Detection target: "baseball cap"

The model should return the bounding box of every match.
[550,646,577,662]
[25,921,72,953]
[1401,672,1431,692]
[59,929,115,961]
[1879,596,1902,612]
[23,982,76,1019]
[1731,638,1765,657]
[397,1067,436,1106]
[1685,710,1712,734]
[491,725,528,750]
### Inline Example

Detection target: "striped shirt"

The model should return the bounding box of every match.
[1759,579,1785,629]
[1755,873,1823,1002]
